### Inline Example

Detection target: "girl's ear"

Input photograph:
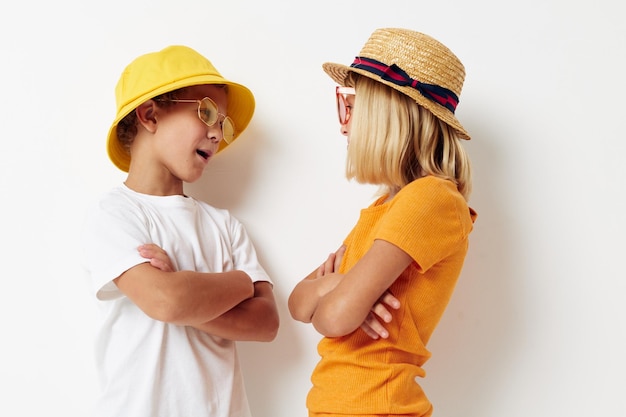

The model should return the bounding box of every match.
[135,100,158,133]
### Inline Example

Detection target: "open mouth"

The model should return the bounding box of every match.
[196,149,210,160]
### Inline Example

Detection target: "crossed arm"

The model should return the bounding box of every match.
[113,244,279,342]
[288,240,412,339]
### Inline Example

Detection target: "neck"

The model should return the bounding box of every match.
[124,167,185,197]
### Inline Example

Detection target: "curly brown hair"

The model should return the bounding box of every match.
[115,89,184,151]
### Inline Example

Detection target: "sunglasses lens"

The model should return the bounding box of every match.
[222,117,235,143]
[199,98,219,126]
[335,87,354,125]
[196,98,235,143]
[337,96,347,124]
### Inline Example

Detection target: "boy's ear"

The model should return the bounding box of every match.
[135,100,158,132]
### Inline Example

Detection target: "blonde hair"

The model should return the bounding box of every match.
[345,74,472,200]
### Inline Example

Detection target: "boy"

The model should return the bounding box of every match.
[82,45,279,417]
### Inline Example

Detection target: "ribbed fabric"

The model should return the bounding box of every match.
[307,176,477,417]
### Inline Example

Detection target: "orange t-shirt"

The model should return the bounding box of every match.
[307,176,477,417]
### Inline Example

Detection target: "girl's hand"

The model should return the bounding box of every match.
[137,243,175,272]
[288,245,346,324]
[360,291,401,339]
[317,245,346,278]
[314,245,347,296]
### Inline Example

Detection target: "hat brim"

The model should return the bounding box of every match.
[107,75,255,173]
[322,62,470,140]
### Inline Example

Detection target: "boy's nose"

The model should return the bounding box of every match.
[207,127,222,143]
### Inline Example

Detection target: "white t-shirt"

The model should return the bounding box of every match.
[81,184,271,417]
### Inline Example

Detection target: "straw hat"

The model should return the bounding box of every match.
[107,45,256,172]
[323,28,470,140]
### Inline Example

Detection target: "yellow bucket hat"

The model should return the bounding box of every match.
[107,45,255,172]
[323,28,470,140]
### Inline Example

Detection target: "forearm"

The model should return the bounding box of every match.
[167,270,256,325]
[192,282,279,341]
[288,269,325,323]
[115,264,255,325]
[309,240,413,337]
[191,297,278,341]
[311,288,369,337]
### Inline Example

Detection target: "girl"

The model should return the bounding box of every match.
[288,28,478,417]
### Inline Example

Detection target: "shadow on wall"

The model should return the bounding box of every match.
[185,122,264,210]
[420,111,522,416]
[184,122,309,415]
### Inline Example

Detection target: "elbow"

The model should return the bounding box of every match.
[146,286,193,324]
[240,309,280,342]
[311,308,360,338]
[312,318,358,338]
[245,295,281,342]
[258,312,280,342]
[149,304,185,324]
[288,297,312,324]
[261,324,279,342]
[145,304,182,324]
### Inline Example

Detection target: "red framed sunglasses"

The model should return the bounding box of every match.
[335,86,355,125]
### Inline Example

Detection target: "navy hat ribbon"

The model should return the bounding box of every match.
[350,57,459,113]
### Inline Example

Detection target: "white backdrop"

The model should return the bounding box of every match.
[1,1,624,416]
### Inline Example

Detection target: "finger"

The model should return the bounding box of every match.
[317,252,336,277]
[323,252,337,273]
[138,243,160,253]
[316,263,326,278]
[137,244,163,259]
[150,257,173,272]
[359,323,380,340]
[334,245,346,271]
[371,303,393,323]
[362,314,390,339]
[379,291,401,309]
[138,246,154,260]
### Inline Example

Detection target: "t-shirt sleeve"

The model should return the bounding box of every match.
[375,178,472,273]
[81,197,151,300]
[228,216,272,285]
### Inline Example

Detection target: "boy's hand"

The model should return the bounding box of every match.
[138,243,175,272]
[360,291,400,339]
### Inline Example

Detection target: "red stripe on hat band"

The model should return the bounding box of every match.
[350,57,458,113]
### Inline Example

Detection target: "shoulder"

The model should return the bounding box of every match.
[191,198,245,231]
[85,186,147,227]
[396,176,465,208]
[192,198,233,219]
[392,176,474,232]
[92,185,139,208]
[402,175,459,195]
